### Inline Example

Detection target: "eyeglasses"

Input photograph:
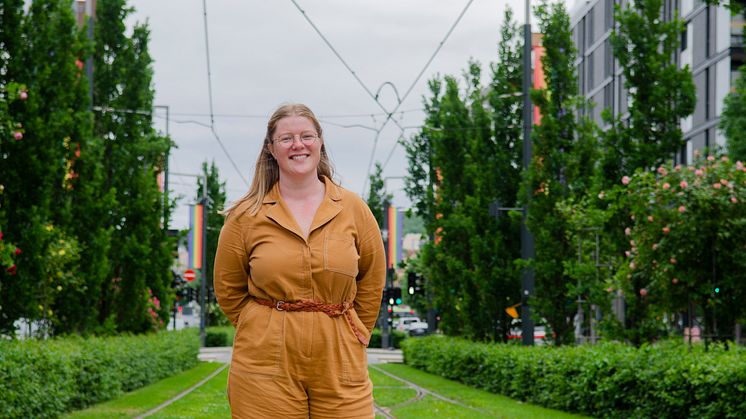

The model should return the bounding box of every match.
[273,133,319,148]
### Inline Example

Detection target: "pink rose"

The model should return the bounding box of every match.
[721,156,729,162]
[639,288,648,296]
[674,165,682,171]
[732,197,738,203]
[672,278,679,285]
[598,192,606,199]
[663,183,671,190]
[652,243,658,250]
[625,227,632,236]
[707,155,715,161]
[713,183,722,189]
[13,132,22,141]
[630,262,636,270]
[657,166,668,176]
[680,180,688,188]
[721,179,729,186]
[625,250,631,257]
[19,90,28,101]
[695,169,704,176]
[606,287,614,293]
[648,216,654,222]
[737,161,744,171]
[670,258,677,265]
[622,176,631,185]
[678,206,686,213]
[663,226,671,234]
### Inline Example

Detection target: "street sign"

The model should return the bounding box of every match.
[184,269,196,282]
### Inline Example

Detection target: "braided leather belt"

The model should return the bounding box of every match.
[253,298,369,346]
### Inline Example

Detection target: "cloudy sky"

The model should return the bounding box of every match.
[126,0,572,229]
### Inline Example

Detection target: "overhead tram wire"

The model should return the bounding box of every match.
[378,0,476,173]
[201,0,248,186]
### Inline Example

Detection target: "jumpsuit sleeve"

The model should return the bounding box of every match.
[353,210,386,332]
[213,214,251,327]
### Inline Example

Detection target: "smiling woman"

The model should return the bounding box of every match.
[213,104,386,418]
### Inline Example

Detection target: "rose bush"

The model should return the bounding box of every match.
[616,153,746,341]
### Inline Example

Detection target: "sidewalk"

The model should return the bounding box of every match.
[198,346,403,364]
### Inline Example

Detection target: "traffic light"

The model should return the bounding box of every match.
[408,272,416,295]
[392,287,402,305]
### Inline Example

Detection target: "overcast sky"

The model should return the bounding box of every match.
[126,0,573,230]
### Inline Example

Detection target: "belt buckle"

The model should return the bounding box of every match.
[275,300,285,311]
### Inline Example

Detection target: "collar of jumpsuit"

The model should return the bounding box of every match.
[261,175,342,243]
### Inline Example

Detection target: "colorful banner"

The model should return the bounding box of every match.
[188,204,204,270]
[386,206,404,269]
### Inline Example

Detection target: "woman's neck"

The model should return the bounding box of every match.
[278,174,325,201]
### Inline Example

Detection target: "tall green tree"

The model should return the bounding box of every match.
[365,162,391,229]
[525,0,598,345]
[721,66,746,161]
[94,0,172,333]
[403,8,524,341]
[597,0,695,345]
[0,0,94,335]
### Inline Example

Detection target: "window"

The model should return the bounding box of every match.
[587,11,595,49]
[681,26,688,51]
[605,0,614,31]
[604,39,613,78]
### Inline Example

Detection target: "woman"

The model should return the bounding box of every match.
[214,103,386,418]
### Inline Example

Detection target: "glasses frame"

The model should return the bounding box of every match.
[272,132,319,148]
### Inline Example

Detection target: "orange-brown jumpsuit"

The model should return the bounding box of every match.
[214,177,386,418]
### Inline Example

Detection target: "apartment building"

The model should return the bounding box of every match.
[569,0,744,164]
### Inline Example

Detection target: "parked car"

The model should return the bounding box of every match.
[393,316,421,332]
[407,320,429,336]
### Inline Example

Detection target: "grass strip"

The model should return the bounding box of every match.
[376,363,591,419]
[149,367,231,419]
[65,362,223,419]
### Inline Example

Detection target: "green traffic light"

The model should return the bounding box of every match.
[396,298,402,305]
[714,287,720,293]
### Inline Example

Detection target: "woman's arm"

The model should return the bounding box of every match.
[353,210,386,332]
[213,216,251,327]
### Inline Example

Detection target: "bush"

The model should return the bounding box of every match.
[205,326,234,347]
[0,329,199,418]
[403,336,746,418]
[368,328,408,349]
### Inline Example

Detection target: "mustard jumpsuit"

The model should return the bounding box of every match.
[214,177,386,418]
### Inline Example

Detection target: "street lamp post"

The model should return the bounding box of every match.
[521,0,536,346]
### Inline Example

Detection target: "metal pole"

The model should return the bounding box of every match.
[200,174,208,347]
[521,0,535,346]
[381,201,391,349]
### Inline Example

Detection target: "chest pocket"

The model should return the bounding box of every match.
[324,232,359,277]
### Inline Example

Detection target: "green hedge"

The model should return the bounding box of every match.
[403,336,746,418]
[369,328,408,349]
[0,329,199,419]
[205,326,235,347]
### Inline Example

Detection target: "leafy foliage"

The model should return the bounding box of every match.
[403,8,524,341]
[721,66,746,161]
[365,162,392,229]
[524,0,598,345]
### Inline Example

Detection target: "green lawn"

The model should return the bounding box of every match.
[374,364,591,419]
[66,361,591,419]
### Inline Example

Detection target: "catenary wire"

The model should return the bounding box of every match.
[201,0,249,186]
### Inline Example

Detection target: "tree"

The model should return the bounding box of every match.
[597,0,696,345]
[525,0,598,345]
[403,9,524,341]
[365,162,391,229]
[0,0,94,335]
[94,0,173,333]
[721,65,746,161]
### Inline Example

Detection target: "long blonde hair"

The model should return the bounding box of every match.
[221,103,335,218]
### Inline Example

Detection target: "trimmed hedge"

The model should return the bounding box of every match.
[403,336,746,418]
[0,329,199,418]
[205,326,235,347]
[369,328,408,349]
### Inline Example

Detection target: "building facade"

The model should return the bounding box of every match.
[569,0,744,164]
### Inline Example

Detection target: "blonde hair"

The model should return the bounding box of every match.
[221,103,335,218]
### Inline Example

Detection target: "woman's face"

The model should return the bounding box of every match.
[269,115,323,181]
